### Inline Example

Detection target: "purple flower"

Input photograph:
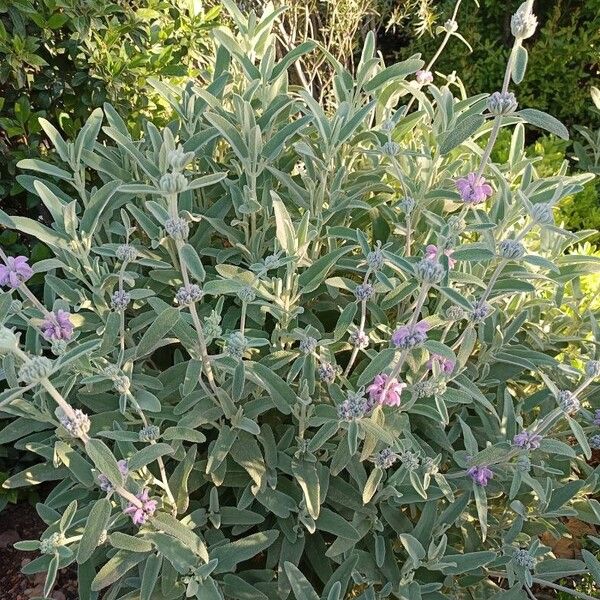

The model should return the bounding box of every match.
[124,488,157,525]
[455,173,493,205]
[415,69,433,85]
[41,310,74,341]
[593,409,600,426]
[367,373,407,407]
[0,256,33,289]
[427,354,455,375]
[512,431,543,450]
[425,244,456,269]
[467,465,493,487]
[391,320,430,350]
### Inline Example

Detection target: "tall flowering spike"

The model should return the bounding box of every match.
[41,310,74,341]
[0,256,33,289]
[124,488,157,525]
[512,431,543,450]
[367,373,406,407]
[467,465,493,486]
[455,173,493,205]
[593,409,600,427]
[391,320,430,350]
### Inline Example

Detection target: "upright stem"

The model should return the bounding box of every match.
[166,194,217,391]
[127,392,176,509]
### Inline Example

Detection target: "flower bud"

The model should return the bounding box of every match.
[444,19,458,33]
[159,172,188,194]
[415,258,445,284]
[381,141,400,156]
[530,202,554,225]
[167,146,195,171]
[19,356,54,384]
[498,239,525,259]
[557,390,580,414]
[60,409,91,438]
[237,286,256,303]
[349,330,369,349]
[225,331,248,360]
[354,283,374,301]
[487,91,518,116]
[584,360,600,379]
[0,326,18,354]
[164,217,189,240]
[175,284,204,306]
[317,362,337,384]
[110,290,131,312]
[398,196,415,214]
[139,425,161,442]
[513,548,536,570]
[375,448,399,469]
[511,1,537,40]
[116,244,138,263]
[40,532,65,554]
[299,337,318,354]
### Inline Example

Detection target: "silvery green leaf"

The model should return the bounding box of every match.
[212,530,279,574]
[362,467,383,504]
[473,483,488,541]
[80,180,122,236]
[168,444,197,514]
[284,562,320,600]
[109,532,154,553]
[135,307,180,358]
[17,158,73,181]
[91,550,149,591]
[85,439,122,486]
[399,533,426,564]
[44,555,59,598]
[140,554,162,600]
[292,457,321,519]
[512,45,528,84]
[567,417,591,459]
[516,108,569,140]
[77,498,112,564]
[151,512,209,562]
[582,549,600,585]
[180,244,206,282]
[127,443,174,471]
[439,114,485,154]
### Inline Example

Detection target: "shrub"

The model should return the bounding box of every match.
[1,2,600,599]
[0,0,219,252]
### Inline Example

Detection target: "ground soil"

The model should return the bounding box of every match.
[0,502,78,600]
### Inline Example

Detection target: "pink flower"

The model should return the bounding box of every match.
[41,310,74,341]
[124,488,157,525]
[455,172,493,205]
[415,69,433,85]
[427,354,455,375]
[0,256,33,288]
[467,465,493,486]
[367,374,407,407]
[392,320,430,349]
[424,244,456,269]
